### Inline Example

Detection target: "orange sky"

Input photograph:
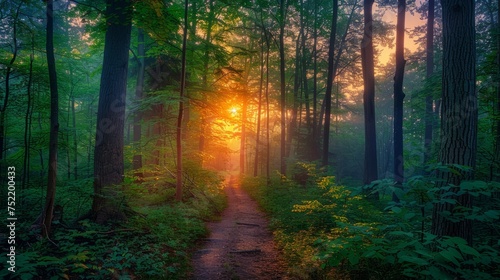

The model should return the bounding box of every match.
[377,0,426,64]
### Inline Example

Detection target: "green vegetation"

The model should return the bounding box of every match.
[243,163,500,279]
[0,167,226,280]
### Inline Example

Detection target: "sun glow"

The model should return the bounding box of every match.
[229,107,238,116]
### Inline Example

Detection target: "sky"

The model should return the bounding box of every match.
[377,0,426,64]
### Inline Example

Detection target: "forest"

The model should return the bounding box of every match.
[0,0,499,279]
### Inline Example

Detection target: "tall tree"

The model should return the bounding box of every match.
[361,0,378,193]
[176,0,189,201]
[431,0,476,245]
[22,34,35,189]
[424,0,435,166]
[279,0,288,175]
[322,0,339,166]
[495,0,500,179]
[91,0,133,223]
[393,0,406,202]
[199,0,215,153]
[254,27,265,177]
[311,0,319,160]
[42,0,59,237]
[133,29,145,179]
[0,3,21,172]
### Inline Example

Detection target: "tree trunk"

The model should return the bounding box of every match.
[240,97,247,175]
[424,0,435,166]
[495,0,500,180]
[361,0,378,196]
[176,0,189,201]
[279,0,288,175]
[431,0,476,245]
[133,29,145,178]
[91,0,132,223]
[265,28,271,182]
[199,0,215,154]
[22,35,35,189]
[43,0,59,237]
[322,0,339,167]
[0,4,20,174]
[254,28,265,177]
[311,0,319,160]
[393,0,406,202]
[287,16,302,159]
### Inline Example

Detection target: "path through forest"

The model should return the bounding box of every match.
[191,176,290,279]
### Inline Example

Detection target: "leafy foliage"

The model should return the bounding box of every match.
[243,164,500,279]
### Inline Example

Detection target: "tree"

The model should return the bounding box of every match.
[495,0,500,179]
[42,0,59,237]
[423,0,435,165]
[322,0,339,166]
[132,29,145,179]
[431,0,476,245]
[91,0,133,223]
[176,0,188,201]
[279,0,288,175]
[0,3,21,173]
[361,0,378,193]
[393,0,406,202]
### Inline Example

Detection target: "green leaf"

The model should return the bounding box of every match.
[348,253,360,265]
[415,249,434,259]
[457,243,480,257]
[388,231,413,238]
[391,206,402,213]
[439,248,462,266]
[399,255,429,266]
[445,237,467,246]
[484,210,499,220]
[404,213,416,220]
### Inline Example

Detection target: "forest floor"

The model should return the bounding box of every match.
[190,176,290,279]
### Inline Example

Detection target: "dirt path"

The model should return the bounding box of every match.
[191,176,290,280]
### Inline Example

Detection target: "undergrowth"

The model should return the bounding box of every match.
[0,165,226,280]
[242,162,500,280]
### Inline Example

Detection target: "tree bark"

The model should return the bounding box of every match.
[199,0,215,154]
[431,0,476,245]
[265,28,271,182]
[393,0,406,202]
[22,35,34,190]
[279,0,288,175]
[43,0,59,237]
[0,4,21,174]
[311,0,319,160]
[176,0,189,201]
[495,0,500,180]
[92,0,132,223]
[424,0,435,166]
[322,0,339,166]
[361,0,378,194]
[254,28,265,177]
[133,29,145,178]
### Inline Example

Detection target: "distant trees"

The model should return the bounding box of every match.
[91,0,133,223]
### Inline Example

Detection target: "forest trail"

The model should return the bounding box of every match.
[191,176,290,279]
